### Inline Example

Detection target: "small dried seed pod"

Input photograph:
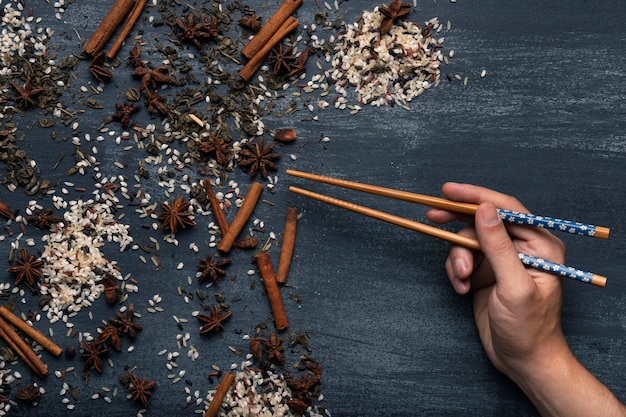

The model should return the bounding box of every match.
[273,128,297,144]
[65,346,76,359]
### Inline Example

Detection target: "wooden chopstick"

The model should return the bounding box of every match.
[289,186,481,250]
[286,169,610,239]
[289,186,607,287]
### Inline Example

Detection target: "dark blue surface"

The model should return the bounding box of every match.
[2,0,625,416]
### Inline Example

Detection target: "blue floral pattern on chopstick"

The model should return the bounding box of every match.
[518,253,596,284]
[498,209,598,237]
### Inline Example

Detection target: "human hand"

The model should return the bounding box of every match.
[427,183,626,416]
[425,182,568,377]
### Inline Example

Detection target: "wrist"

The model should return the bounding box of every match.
[505,341,625,417]
[506,339,574,394]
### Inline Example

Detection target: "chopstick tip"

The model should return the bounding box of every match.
[595,226,610,240]
[592,274,607,288]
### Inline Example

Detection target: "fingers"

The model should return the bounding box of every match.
[474,202,531,294]
[445,247,472,294]
[434,182,564,295]
[433,182,554,244]
[444,226,479,294]
[425,207,469,225]
[426,182,528,226]
[441,183,528,213]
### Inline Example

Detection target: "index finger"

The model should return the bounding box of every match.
[441,182,529,213]
[437,182,557,243]
[426,182,527,225]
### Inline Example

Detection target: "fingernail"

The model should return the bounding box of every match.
[480,206,501,227]
[453,257,467,278]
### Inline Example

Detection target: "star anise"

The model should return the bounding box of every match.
[198,133,231,166]
[157,196,196,233]
[7,248,44,287]
[264,332,285,365]
[238,138,280,179]
[238,14,262,32]
[128,373,156,407]
[112,101,141,128]
[24,207,62,229]
[95,323,122,351]
[128,43,145,68]
[15,383,41,403]
[197,304,231,335]
[175,12,219,49]
[267,43,297,76]
[143,88,169,116]
[287,48,310,78]
[109,303,142,341]
[80,341,109,373]
[132,64,171,91]
[197,253,231,284]
[10,77,43,108]
[88,51,113,83]
[378,0,412,35]
[286,357,323,405]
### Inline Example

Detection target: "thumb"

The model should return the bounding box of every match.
[475,202,528,292]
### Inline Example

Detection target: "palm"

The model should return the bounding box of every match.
[472,272,563,375]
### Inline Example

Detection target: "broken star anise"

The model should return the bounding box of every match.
[128,372,156,407]
[24,207,61,229]
[157,196,196,233]
[175,12,219,49]
[198,133,231,166]
[144,89,169,116]
[132,64,171,91]
[7,248,44,287]
[112,101,141,128]
[197,304,232,335]
[238,14,262,32]
[238,138,280,179]
[102,272,121,305]
[95,323,122,351]
[80,341,109,373]
[88,51,113,83]
[286,357,323,406]
[128,43,145,68]
[109,303,143,341]
[10,77,43,108]
[287,48,310,78]
[378,0,412,35]
[15,383,41,403]
[197,253,231,284]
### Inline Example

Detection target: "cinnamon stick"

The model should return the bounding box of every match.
[241,0,303,59]
[254,252,288,331]
[239,17,299,82]
[106,0,147,59]
[204,372,235,417]
[217,182,263,253]
[0,316,48,377]
[0,305,63,357]
[276,206,298,284]
[202,179,229,236]
[83,0,137,56]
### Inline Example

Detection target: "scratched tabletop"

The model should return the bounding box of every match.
[1,0,625,416]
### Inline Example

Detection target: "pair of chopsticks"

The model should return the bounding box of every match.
[286,169,609,288]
